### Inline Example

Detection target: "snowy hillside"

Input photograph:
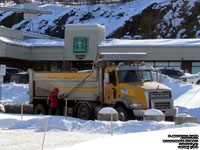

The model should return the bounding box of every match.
[0,0,199,39]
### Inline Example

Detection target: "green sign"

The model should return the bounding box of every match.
[73,37,88,53]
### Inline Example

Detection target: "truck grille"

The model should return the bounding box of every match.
[149,91,171,99]
[149,91,172,109]
[154,102,171,109]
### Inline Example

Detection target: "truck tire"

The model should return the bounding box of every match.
[77,103,92,120]
[34,104,46,115]
[116,106,129,121]
[197,80,200,84]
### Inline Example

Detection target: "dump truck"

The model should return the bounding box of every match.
[28,53,177,121]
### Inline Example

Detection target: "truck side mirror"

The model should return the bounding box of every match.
[104,73,109,85]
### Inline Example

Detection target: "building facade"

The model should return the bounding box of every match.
[0,25,200,73]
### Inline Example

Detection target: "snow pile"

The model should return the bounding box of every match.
[0,104,5,113]
[0,113,199,150]
[0,113,199,133]
[157,73,200,123]
[98,107,118,115]
[175,113,191,118]
[158,73,200,107]
[144,109,164,116]
[0,82,29,104]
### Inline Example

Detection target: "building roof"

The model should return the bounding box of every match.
[0,36,64,48]
[99,38,200,47]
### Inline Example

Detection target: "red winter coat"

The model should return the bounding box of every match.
[50,88,61,108]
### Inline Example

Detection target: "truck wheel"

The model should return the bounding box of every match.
[116,106,129,121]
[77,104,92,120]
[197,80,200,84]
[34,104,46,115]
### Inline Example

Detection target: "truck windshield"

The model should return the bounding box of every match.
[117,70,153,83]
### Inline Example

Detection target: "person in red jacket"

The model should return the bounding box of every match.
[49,88,63,115]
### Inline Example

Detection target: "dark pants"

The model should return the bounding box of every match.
[50,107,57,115]
[58,100,64,116]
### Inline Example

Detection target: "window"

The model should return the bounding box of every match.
[169,62,181,70]
[155,62,168,68]
[117,70,153,83]
[109,70,117,86]
[192,62,200,74]
[145,62,154,67]
[154,62,181,70]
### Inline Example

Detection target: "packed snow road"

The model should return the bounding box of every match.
[0,128,106,150]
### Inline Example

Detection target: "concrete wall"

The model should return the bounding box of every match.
[98,46,200,61]
[0,26,64,61]
[65,24,106,61]
[0,26,24,41]
[0,41,6,57]
[30,46,64,60]
[0,26,53,40]
[5,44,30,60]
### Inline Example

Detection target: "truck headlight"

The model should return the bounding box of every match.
[129,102,142,109]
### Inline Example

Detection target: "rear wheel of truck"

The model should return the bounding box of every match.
[77,103,92,120]
[34,104,46,115]
[116,106,129,121]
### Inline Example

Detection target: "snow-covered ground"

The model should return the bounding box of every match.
[0,83,29,104]
[0,74,200,149]
[66,126,200,150]
[158,75,200,123]
[0,113,199,150]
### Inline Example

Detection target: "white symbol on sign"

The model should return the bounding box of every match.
[77,40,83,48]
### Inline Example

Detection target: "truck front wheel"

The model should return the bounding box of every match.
[116,106,129,121]
[34,104,46,115]
[77,103,92,120]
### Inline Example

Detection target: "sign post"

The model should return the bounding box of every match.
[0,64,6,102]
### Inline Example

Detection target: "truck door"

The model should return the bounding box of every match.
[104,69,119,105]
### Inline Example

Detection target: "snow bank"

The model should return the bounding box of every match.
[158,73,200,108]
[0,104,5,112]
[156,74,200,123]
[144,109,164,116]
[0,82,29,104]
[0,114,199,133]
[176,113,191,117]
[98,107,118,114]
